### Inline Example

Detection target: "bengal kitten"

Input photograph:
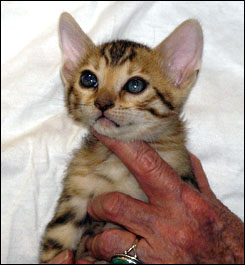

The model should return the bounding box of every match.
[39,12,203,263]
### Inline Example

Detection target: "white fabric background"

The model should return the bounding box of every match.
[1,1,244,264]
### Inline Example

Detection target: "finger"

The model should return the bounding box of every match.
[76,261,93,264]
[189,153,216,198]
[91,128,183,203]
[85,229,137,261]
[88,192,159,236]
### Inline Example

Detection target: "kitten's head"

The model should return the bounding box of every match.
[59,12,203,141]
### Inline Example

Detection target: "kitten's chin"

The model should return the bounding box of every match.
[92,120,161,142]
[92,118,121,138]
[95,117,120,128]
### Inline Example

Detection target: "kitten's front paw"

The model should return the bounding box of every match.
[39,238,65,263]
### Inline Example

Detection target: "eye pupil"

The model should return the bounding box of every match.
[131,80,138,90]
[80,71,98,88]
[124,78,147,94]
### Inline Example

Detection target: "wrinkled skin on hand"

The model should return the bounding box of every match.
[84,130,244,264]
[43,131,244,264]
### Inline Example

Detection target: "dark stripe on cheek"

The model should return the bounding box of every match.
[147,108,170,118]
[153,87,174,110]
[43,238,63,251]
[48,211,75,228]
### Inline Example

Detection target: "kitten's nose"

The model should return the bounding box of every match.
[94,98,115,112]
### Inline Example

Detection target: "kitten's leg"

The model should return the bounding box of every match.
[39,195,89,263]
[75,220,123,262]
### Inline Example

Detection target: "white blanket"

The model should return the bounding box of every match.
[2,1,244,264]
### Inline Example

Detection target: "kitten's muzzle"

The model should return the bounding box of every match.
[95,114,120,127]
[94,98,120,127]
[94,98,115,112]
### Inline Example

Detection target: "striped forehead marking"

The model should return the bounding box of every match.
[100,40,151,66]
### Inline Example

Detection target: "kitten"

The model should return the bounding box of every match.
[39,12,203,263]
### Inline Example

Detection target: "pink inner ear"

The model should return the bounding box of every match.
[157,19,203,87]
[59,12,94,81]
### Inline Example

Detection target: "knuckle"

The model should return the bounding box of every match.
[102,192,126,219]
[181,187,219,228]
[176,228,192,249]
[150,218,162,234]
[143,206,163,235]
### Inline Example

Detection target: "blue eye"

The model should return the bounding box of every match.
[124,78,147,94]
[80,71,98,88]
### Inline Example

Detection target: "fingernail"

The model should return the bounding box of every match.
[52,250,70,264]
[63,250,70,262]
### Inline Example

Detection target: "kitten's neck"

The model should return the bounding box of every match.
[147,116,191,177]
[146,116,186,147]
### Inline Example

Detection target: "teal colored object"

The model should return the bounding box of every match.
[111,257,131,264]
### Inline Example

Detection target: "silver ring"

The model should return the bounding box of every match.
[111,240,142,264]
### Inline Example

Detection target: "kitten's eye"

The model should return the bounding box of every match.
[124,78,147,94]
[80,71,98,88]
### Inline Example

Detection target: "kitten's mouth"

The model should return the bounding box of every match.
[95,115,120,128]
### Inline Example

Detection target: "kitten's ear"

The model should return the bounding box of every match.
[155,19,203,90]
[59,12,94,82]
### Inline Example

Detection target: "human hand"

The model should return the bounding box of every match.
[82,130,244,264]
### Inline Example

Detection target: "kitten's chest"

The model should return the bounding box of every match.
[71,136,190,203]
[93,152,148,202]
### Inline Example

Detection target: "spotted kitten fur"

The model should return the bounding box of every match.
[40,12,203,262]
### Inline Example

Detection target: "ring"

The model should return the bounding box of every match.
[111,239,142,264]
